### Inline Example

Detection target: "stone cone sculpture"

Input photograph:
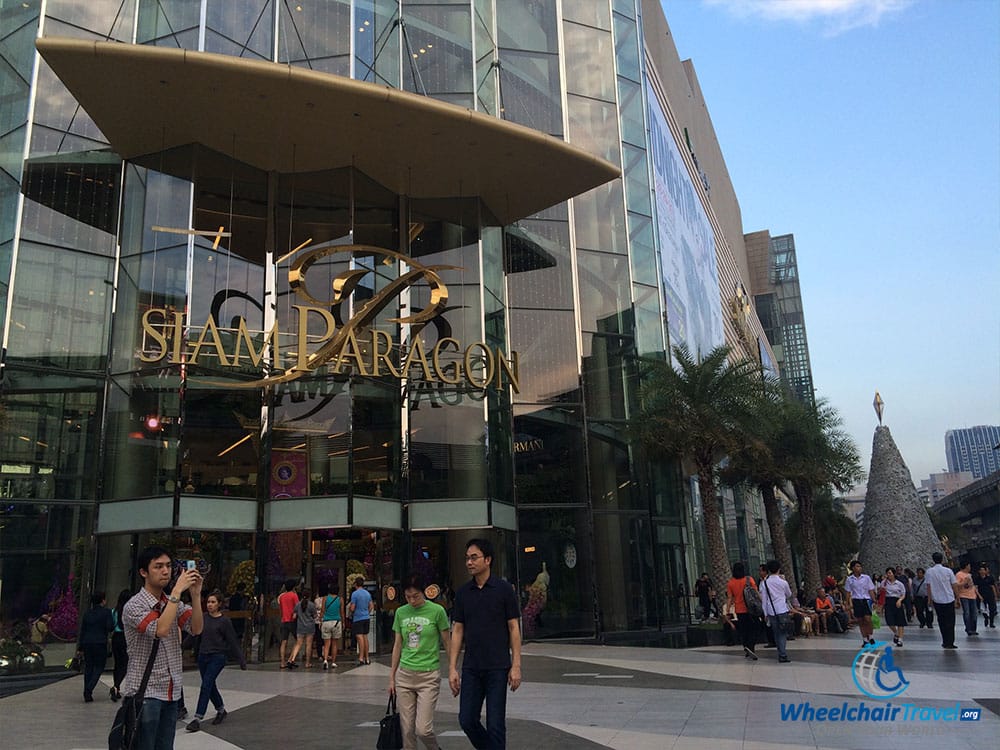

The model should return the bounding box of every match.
[859,426,942,575]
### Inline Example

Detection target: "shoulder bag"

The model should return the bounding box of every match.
[108,638,159,750]
[376,694,403,750]
[761,578,793,636]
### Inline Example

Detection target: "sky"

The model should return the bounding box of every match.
[660,0,1000,489]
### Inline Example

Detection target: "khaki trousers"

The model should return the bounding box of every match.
[395,667,441,750]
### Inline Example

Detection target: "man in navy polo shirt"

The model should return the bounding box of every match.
[449,538,522,749]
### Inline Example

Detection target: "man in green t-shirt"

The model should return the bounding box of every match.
[389,578,452,750]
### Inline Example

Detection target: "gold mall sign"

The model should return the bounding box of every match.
[138,243,519,392]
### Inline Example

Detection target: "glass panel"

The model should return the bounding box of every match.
[355,0,401,87]
[513,404,585,504]
[409,399,487,500]
[0,503,94,650]
[401,3,473,98]
[137,0,202,48]
[627,211,657,286]
[206,0,272,59]
[507,309,579,404]
[633,282,665,357]
[612,0,636,20]
[618,76,645,147]
[497,50,562,135]
[562,0,611,30]
[518,507,594,638]
[582,332,633,421]
[623,143,651,215]
[572,179,626,253]
[593,513,657,630]
[496,0,557,53]
[612,11,640,82]
[352,380,401,499]
[487,387,513,502]
[179,387,261,498]
[566,94,620,164]
[504,219,572,310]
[577,249,630,334]
[563,23,615,102]
[103,373,181,499]
[30,64,106,145]
[45,0,136,41]
[1,370,103,501]
[279,0,352,69]
[7,243,112,371]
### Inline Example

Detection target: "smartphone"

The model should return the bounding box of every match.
[185,560,197,572]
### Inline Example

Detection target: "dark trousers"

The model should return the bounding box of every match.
[983,598,997,627]
[459,668,508,750]
[195,652,227,719]
[933,601,957,647]
[960,598,979,634]
[137,697,179,750]
[82,644,107,698]
[735,613,757,652]
[111,631,128,690]
[913,596,933,627]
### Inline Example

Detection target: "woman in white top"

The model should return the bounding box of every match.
[880,567,908,647]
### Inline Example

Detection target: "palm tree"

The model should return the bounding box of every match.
[786,487,859,580]
[636,344,770,590]
[777,397,864,595]
[720,380,795,580]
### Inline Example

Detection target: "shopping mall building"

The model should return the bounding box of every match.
[0,0,777,651]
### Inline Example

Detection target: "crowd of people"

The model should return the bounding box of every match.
[693,555,998,659]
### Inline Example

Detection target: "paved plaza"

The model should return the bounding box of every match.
[2,624,998,749]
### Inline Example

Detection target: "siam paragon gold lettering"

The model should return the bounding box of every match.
[138,243,519,392]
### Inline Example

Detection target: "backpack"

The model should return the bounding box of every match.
[743,578,763,617]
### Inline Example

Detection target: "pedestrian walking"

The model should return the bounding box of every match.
[977,564,997,629]
[388,576,452,750]
[110,588,130,702]
[278,579,299,668]
[449,538,522,750]
[911,568,933,629]
[318,584,345,669]
[186,590,246,732]
[759,561,792,663]
[349,577,375,666]
[77,592,115,702]
[879,567,907,646]
[955,561,981,636]
[844,560,876,647]
[122,545,203,750]
[288,589,316,668]
[725,562,759,660]
[924,551,960,649]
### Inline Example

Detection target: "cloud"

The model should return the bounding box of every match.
[704,0,914,34]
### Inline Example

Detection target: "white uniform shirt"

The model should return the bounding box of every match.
[924,563,958,604]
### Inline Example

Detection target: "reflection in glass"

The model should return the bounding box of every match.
[513,405,585,504]
[593,513,657,630]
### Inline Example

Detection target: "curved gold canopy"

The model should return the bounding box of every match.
[35,38,619,225]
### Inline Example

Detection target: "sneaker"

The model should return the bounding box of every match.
[185,719,200,733]
[177,708,188,721]
[84,694,93,703]
[286,660,298,669]
[212,709,227,726]
[110,687,121,702]
[322,660,329,670]
[868,638,875,646]
[943,644,958,649]
[329,662,337,668]
[778,656,790,663]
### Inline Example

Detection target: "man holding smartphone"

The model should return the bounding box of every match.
[123,545,203,750]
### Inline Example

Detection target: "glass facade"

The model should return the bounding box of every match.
[0,0,770,655]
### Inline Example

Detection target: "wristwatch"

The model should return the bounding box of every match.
[167,594,181,604]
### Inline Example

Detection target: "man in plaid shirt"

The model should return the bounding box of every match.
[123,545,203,750]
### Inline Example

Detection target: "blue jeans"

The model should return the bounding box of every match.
[136,697,178,750]
[960,598,979,634]
[195,652,227,719]
[459,668,508,749]
[766,614,789,659]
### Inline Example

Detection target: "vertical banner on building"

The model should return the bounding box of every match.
[270,449,308,498]
[645,80,724,360]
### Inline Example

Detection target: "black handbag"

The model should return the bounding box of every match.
[376,694,403,750]
[108,639,159,750]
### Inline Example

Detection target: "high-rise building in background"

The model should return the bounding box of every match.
[0,0,779,648]
[920,471,975,506]
[745,231,815,405]
[945,426,1000,479]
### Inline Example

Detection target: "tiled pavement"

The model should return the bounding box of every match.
[3,624,998,749]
